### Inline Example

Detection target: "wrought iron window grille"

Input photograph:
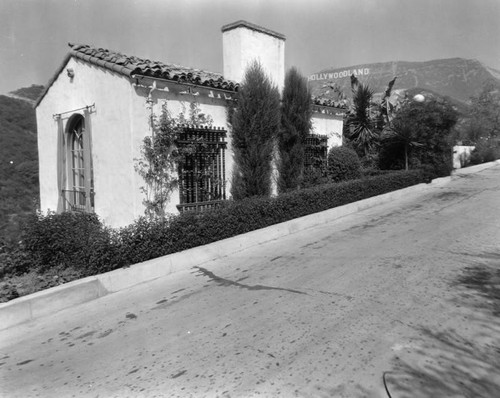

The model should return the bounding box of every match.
[176,127,227,212]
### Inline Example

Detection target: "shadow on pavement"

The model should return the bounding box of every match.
[384,251,500,398]
[457,251,500,316]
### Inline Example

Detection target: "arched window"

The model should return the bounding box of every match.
[63,114,94,211]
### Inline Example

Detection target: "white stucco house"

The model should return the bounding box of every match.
[35,21,344,228]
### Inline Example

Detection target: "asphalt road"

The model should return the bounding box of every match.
[1,166,500,398]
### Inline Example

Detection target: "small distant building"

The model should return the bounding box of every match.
[35,21,344,228]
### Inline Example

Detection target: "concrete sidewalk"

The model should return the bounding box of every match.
[1,160,498,330]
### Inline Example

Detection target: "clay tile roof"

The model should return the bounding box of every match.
[68,43,239,91]
[311,95,348,109]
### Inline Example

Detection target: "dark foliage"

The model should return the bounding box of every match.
[301,167,329,189]
[360,168,397,177]
[114,170,424,267]
[327,146,362,182]
[344,81,379,157]
[278,67,312,192]
[469,139,500,164]
[379,98,458,177]
[0,239,31,279]
[19,212,119,276]
[463,81,500,144]
[0,95,39,245]
[229,62,281,199]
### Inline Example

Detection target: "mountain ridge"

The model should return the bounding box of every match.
[308,57,500,104]
[6,85,44,105]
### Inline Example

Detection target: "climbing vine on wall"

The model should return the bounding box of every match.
[135,100,213,218]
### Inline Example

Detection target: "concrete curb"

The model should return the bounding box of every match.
[1,160,498,330]
[452,159,500,176]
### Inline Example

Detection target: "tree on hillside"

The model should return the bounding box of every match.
[465,80,500,143]
[277,67,312,193]
[229,62,281,199]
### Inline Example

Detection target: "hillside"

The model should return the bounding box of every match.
[308,58,500,105]
[0,93,39,243]
[6,84,45,104]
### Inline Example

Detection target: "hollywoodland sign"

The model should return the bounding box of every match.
[308,67,370,81]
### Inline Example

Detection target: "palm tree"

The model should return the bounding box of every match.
[382,116,423,170]
[345,80,378,157]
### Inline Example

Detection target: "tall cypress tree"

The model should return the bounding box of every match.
[230,61,281,199]
[278,67,312,192]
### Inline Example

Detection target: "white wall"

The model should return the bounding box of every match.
[37,59,235,228]
[311,113,344,150]
[453,145,475,169]
[130,85,234,217]
[37,57,136,227]
[222,26,285,92]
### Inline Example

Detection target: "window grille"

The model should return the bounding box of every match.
[176,126,226,212]
[304,134,328,170]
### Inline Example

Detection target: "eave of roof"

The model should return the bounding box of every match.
[35,43,239,108]
[221,20,286,41]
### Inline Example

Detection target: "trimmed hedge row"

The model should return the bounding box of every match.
[5,170,426,279]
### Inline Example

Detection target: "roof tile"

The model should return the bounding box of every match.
[68,43,239,91]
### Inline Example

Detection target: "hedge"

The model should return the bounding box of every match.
[115,169,425,267]
[5,170,426,279]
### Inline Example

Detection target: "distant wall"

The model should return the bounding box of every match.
[453,145,475,169]
[311,113,343,148]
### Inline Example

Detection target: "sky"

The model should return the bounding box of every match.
[0,0,499,95]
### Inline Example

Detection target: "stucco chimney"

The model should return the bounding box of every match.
[221,20,285,93]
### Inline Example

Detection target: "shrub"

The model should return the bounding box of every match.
[278,67,312,192]
[360,168,396,177]
[302,167,329,188]
[0,239,31,278]
[113,170,426,267]
[327,146,362,182]
[469,140,500,165]
[19,211,120,276]
[379,98,457,175]
[229,61,281,199]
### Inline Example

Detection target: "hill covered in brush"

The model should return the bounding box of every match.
[0,89,40,243]
[308,58,500,104]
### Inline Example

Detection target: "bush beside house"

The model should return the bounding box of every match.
[469,140,500,165]
[327,146,362,182]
